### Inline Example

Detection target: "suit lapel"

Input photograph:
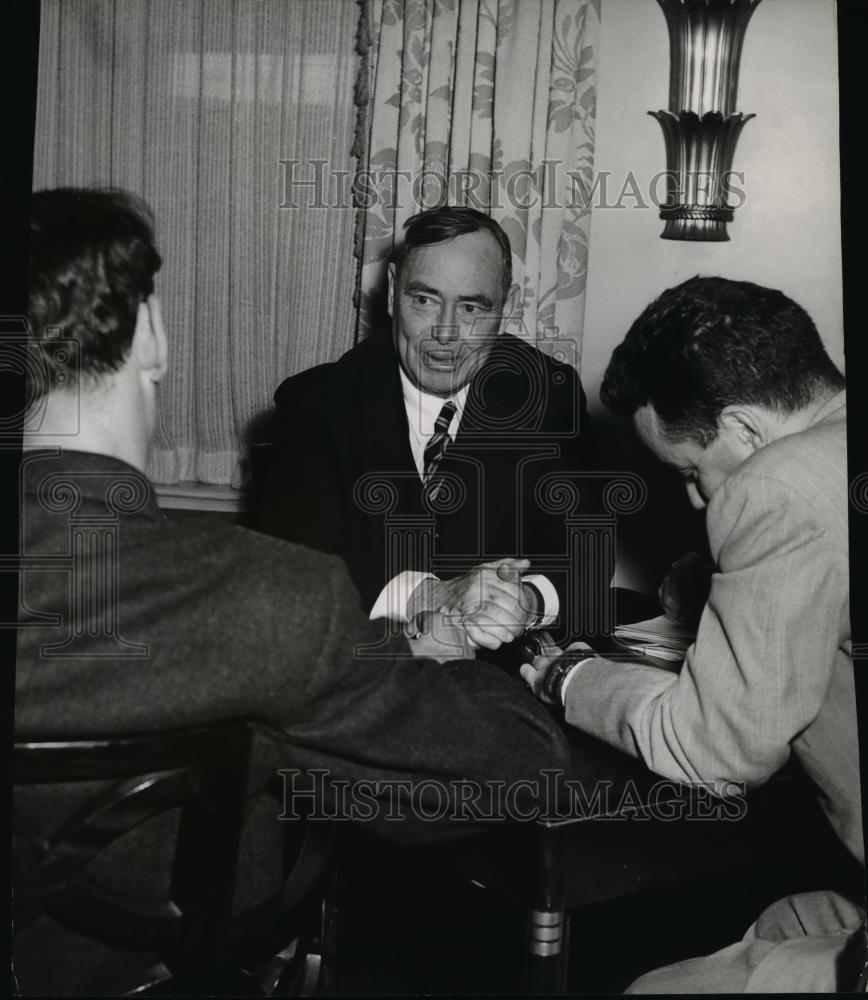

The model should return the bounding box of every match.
[353,333,423,513]
[446,336,524,537]
[456,334,548,437]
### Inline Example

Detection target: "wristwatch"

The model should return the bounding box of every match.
[542,651,596,705]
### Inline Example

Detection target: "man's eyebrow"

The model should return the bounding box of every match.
[402,281,441,297]
[457,293,496,308]
[401,281,496,309]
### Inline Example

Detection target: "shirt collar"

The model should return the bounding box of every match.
[807,390,846,428]
[398,367,470,439]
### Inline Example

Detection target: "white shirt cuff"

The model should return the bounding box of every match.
[369,570,437,623]
[559,656,594,705]
[523,573,559,628]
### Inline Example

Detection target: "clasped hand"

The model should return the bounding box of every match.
[658,551,714,627]
[407,557,538,652]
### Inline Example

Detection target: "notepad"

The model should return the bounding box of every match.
[613,614,696,662]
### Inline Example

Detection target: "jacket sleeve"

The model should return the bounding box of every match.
[17,506,569,846]
[290,549,568,770]
[237,539,572,842]
[562,469,847,789]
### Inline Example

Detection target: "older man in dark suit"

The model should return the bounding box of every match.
[262,207,603,653]
[15,189,570,994]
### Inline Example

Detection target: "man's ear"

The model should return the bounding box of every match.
[500,283,521,333]
[386,262,397,317]
[718,405,766,452]
[131,295,168,382]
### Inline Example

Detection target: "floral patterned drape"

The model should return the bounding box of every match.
[354,0,600,362]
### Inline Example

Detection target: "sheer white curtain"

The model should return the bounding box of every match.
[33,0,360,487]
[354,0,600,362]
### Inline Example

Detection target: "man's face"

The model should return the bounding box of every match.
[387,229,517,397]
[634,404,753,510]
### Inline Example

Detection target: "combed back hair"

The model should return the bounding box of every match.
[395,206,513,300]
[28,187,162,398]
[600,276,845,446]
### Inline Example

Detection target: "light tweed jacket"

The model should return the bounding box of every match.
[565,392,863,864]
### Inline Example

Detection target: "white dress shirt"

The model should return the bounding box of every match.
[397,367,469,477]
[369,369,559,627]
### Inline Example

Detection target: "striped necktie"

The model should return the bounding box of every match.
[423,400,457,500]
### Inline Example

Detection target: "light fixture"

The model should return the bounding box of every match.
[650,0,762,241]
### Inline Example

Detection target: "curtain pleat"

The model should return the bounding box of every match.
[33,0,360,488]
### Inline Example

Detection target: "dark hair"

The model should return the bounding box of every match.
[601,276,845,445]
[28,187,162,397]
[395,206,513,299]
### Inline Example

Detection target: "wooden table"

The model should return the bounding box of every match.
[449,721,852,994]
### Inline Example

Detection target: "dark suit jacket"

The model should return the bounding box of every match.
[15,449,569,993]
[262,332,603,638]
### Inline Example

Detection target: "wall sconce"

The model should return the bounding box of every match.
[650,0,762,241]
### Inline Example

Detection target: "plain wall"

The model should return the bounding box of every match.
[584,0,842,409]
[582,0,842,590]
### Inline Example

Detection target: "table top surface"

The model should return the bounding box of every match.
[531,718,692,827]
[447,712,843,910]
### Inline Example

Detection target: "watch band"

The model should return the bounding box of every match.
[542,652,596,704]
